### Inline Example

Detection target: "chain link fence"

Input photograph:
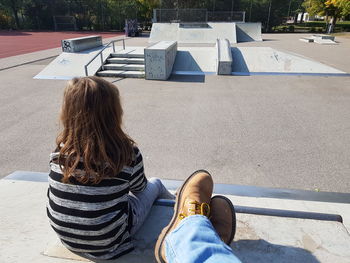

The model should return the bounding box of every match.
[153,9,245,23]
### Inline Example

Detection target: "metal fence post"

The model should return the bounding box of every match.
[123,39,125,50]
[85,66,88,76]
[112,42,115,53]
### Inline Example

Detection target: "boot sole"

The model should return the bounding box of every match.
[154,169,211,263]
[211,195,236,244]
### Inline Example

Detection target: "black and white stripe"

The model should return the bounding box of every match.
[47,146,147,260]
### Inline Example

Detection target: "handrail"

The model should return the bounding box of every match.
[84,38,126,76]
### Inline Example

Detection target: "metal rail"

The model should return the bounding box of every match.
[84,38,126,76]
[154,199,343,223]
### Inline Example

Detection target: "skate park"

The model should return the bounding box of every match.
[1,8,350,263]
[33,20,349,80]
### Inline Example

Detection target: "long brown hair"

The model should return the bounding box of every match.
[56,76,134,184]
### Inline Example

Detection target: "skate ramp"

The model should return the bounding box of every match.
[231,47,346,75]
[171,46,346,76]
[172,47,217,74]
[236,22,262,42]
[34,46,142,80]
[148,23,179,42]
[150,22,237,44]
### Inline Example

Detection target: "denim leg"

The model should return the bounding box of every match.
[129,178,172,235]
[165,215,241,263]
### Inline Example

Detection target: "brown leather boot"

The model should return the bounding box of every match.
[209,195,236,245]
[154,170,213,263]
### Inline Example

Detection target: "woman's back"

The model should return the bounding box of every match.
[47,146,147,260]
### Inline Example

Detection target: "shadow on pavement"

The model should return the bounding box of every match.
[232,239,320,263]
[168,74,205,83]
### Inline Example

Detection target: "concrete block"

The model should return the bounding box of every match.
[216,39,232,75]
[61,35,102,53]
[299,37,314,43]
[314,39,338,45]
[312,34,335,41]
[144,41,177,80]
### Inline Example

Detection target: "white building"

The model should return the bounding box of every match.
[297,12,325,22]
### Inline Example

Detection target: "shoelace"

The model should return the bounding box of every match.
[179,201,210,219]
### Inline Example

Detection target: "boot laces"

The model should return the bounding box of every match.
[179,201,210,220]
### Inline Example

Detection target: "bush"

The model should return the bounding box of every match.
[0,12,12,29]
[288,25,294,32]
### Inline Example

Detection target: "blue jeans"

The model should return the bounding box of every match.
[129,178,174,235]
[165,215,241,263]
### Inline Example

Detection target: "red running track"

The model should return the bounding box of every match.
[0,31,124,59]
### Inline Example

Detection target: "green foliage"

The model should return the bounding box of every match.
[1,0,344,31]
[304,0,350,18]
[335,0,350,17]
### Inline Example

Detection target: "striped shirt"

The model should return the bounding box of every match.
[47,147,147,260]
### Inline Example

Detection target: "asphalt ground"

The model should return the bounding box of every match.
[0,33,349,193]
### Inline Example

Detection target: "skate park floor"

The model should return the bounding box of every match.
[0,32,350,262]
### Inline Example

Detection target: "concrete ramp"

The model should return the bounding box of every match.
[172,47,217,74]
[236,22,262,42]
[231,47,346,76]
[150,22,237,44]
[34,46,142,80]
[148,23,179,42]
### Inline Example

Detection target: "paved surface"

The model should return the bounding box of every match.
[1,175,349,263]
[0,34,350,193]
[0,31,123,58]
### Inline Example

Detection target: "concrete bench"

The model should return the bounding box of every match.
[2,171,350,263]
[216,38,232,75]
[144,41,177,80]
[61,35,102,53]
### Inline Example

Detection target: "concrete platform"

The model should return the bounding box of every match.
[1,172,350,262]
[34,46,145,80]
[231,47,346,76]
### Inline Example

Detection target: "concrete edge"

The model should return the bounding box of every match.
[3,171,350,204]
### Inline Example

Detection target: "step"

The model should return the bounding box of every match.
[107,57,145,64]
[103,64,145,71]
[97,70,145,78]
[110,53,144,58]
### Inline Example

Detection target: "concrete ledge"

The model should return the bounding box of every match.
[62,36,102,53]
[299,37,314,43]
[144,41,177,80]
[1,178,350,263]
[5,170,350,203]
[312,34,335,41]
[216,39,232,75]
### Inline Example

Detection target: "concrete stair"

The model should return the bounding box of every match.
[97,52,145,79]
[97,70,145,78]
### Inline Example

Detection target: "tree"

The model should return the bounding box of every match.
[303,0,350,33]
[0,0,23,28]
[137,0,160,22]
